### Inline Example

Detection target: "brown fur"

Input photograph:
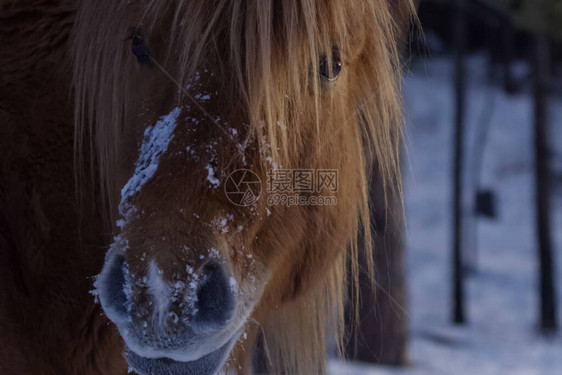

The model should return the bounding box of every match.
[1,0,415,374]
[0,1,126,374]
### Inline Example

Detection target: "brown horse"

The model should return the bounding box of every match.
[0,0,414,374]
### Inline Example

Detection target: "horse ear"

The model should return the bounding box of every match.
[343,0,418,64]
[389,0,419,39]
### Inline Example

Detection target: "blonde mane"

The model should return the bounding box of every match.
[73,0,414,373]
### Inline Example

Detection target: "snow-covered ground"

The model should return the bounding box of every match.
[330,55,562,375]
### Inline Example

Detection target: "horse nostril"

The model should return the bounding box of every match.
[192,262,235,331]
[97,253,129,323]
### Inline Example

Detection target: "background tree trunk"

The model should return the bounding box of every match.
[532,31,558,333]
[452,0,468,325]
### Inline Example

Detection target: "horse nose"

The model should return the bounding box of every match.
[98,254,236,334]
[97,252,129,324]
[191,262,236,333]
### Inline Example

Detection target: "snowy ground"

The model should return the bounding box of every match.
[330,55,562,375]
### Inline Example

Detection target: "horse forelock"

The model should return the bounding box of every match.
[72,0,414,373]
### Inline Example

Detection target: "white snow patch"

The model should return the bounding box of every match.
[206,163,220,188]
[229,277,238,292]
[194,93,211,101]
[168,311,179,325]
[147,261,172,318]
[265,156,278,169]
[119,107,182,221]
[185,146,196,156]
[212,216,230,234]
[208,247,221,259]
[186,275,200,315]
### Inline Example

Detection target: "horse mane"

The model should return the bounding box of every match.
[72,0,414,373]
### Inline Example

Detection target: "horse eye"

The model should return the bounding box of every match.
[319,49,342,82]
[131,30,151,66]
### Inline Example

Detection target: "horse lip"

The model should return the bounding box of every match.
[125,330,241,375]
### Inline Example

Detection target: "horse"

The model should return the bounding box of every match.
[0,0,414,374]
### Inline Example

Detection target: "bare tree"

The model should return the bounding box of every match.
[532,31,558,333]
[452,0,468,325]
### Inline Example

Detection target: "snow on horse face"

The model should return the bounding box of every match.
[72,0,411,374]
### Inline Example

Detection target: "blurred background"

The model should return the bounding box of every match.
[332,0,562,373]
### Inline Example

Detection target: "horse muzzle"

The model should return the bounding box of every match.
[124,330,241,375]
[95,246,240,375]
